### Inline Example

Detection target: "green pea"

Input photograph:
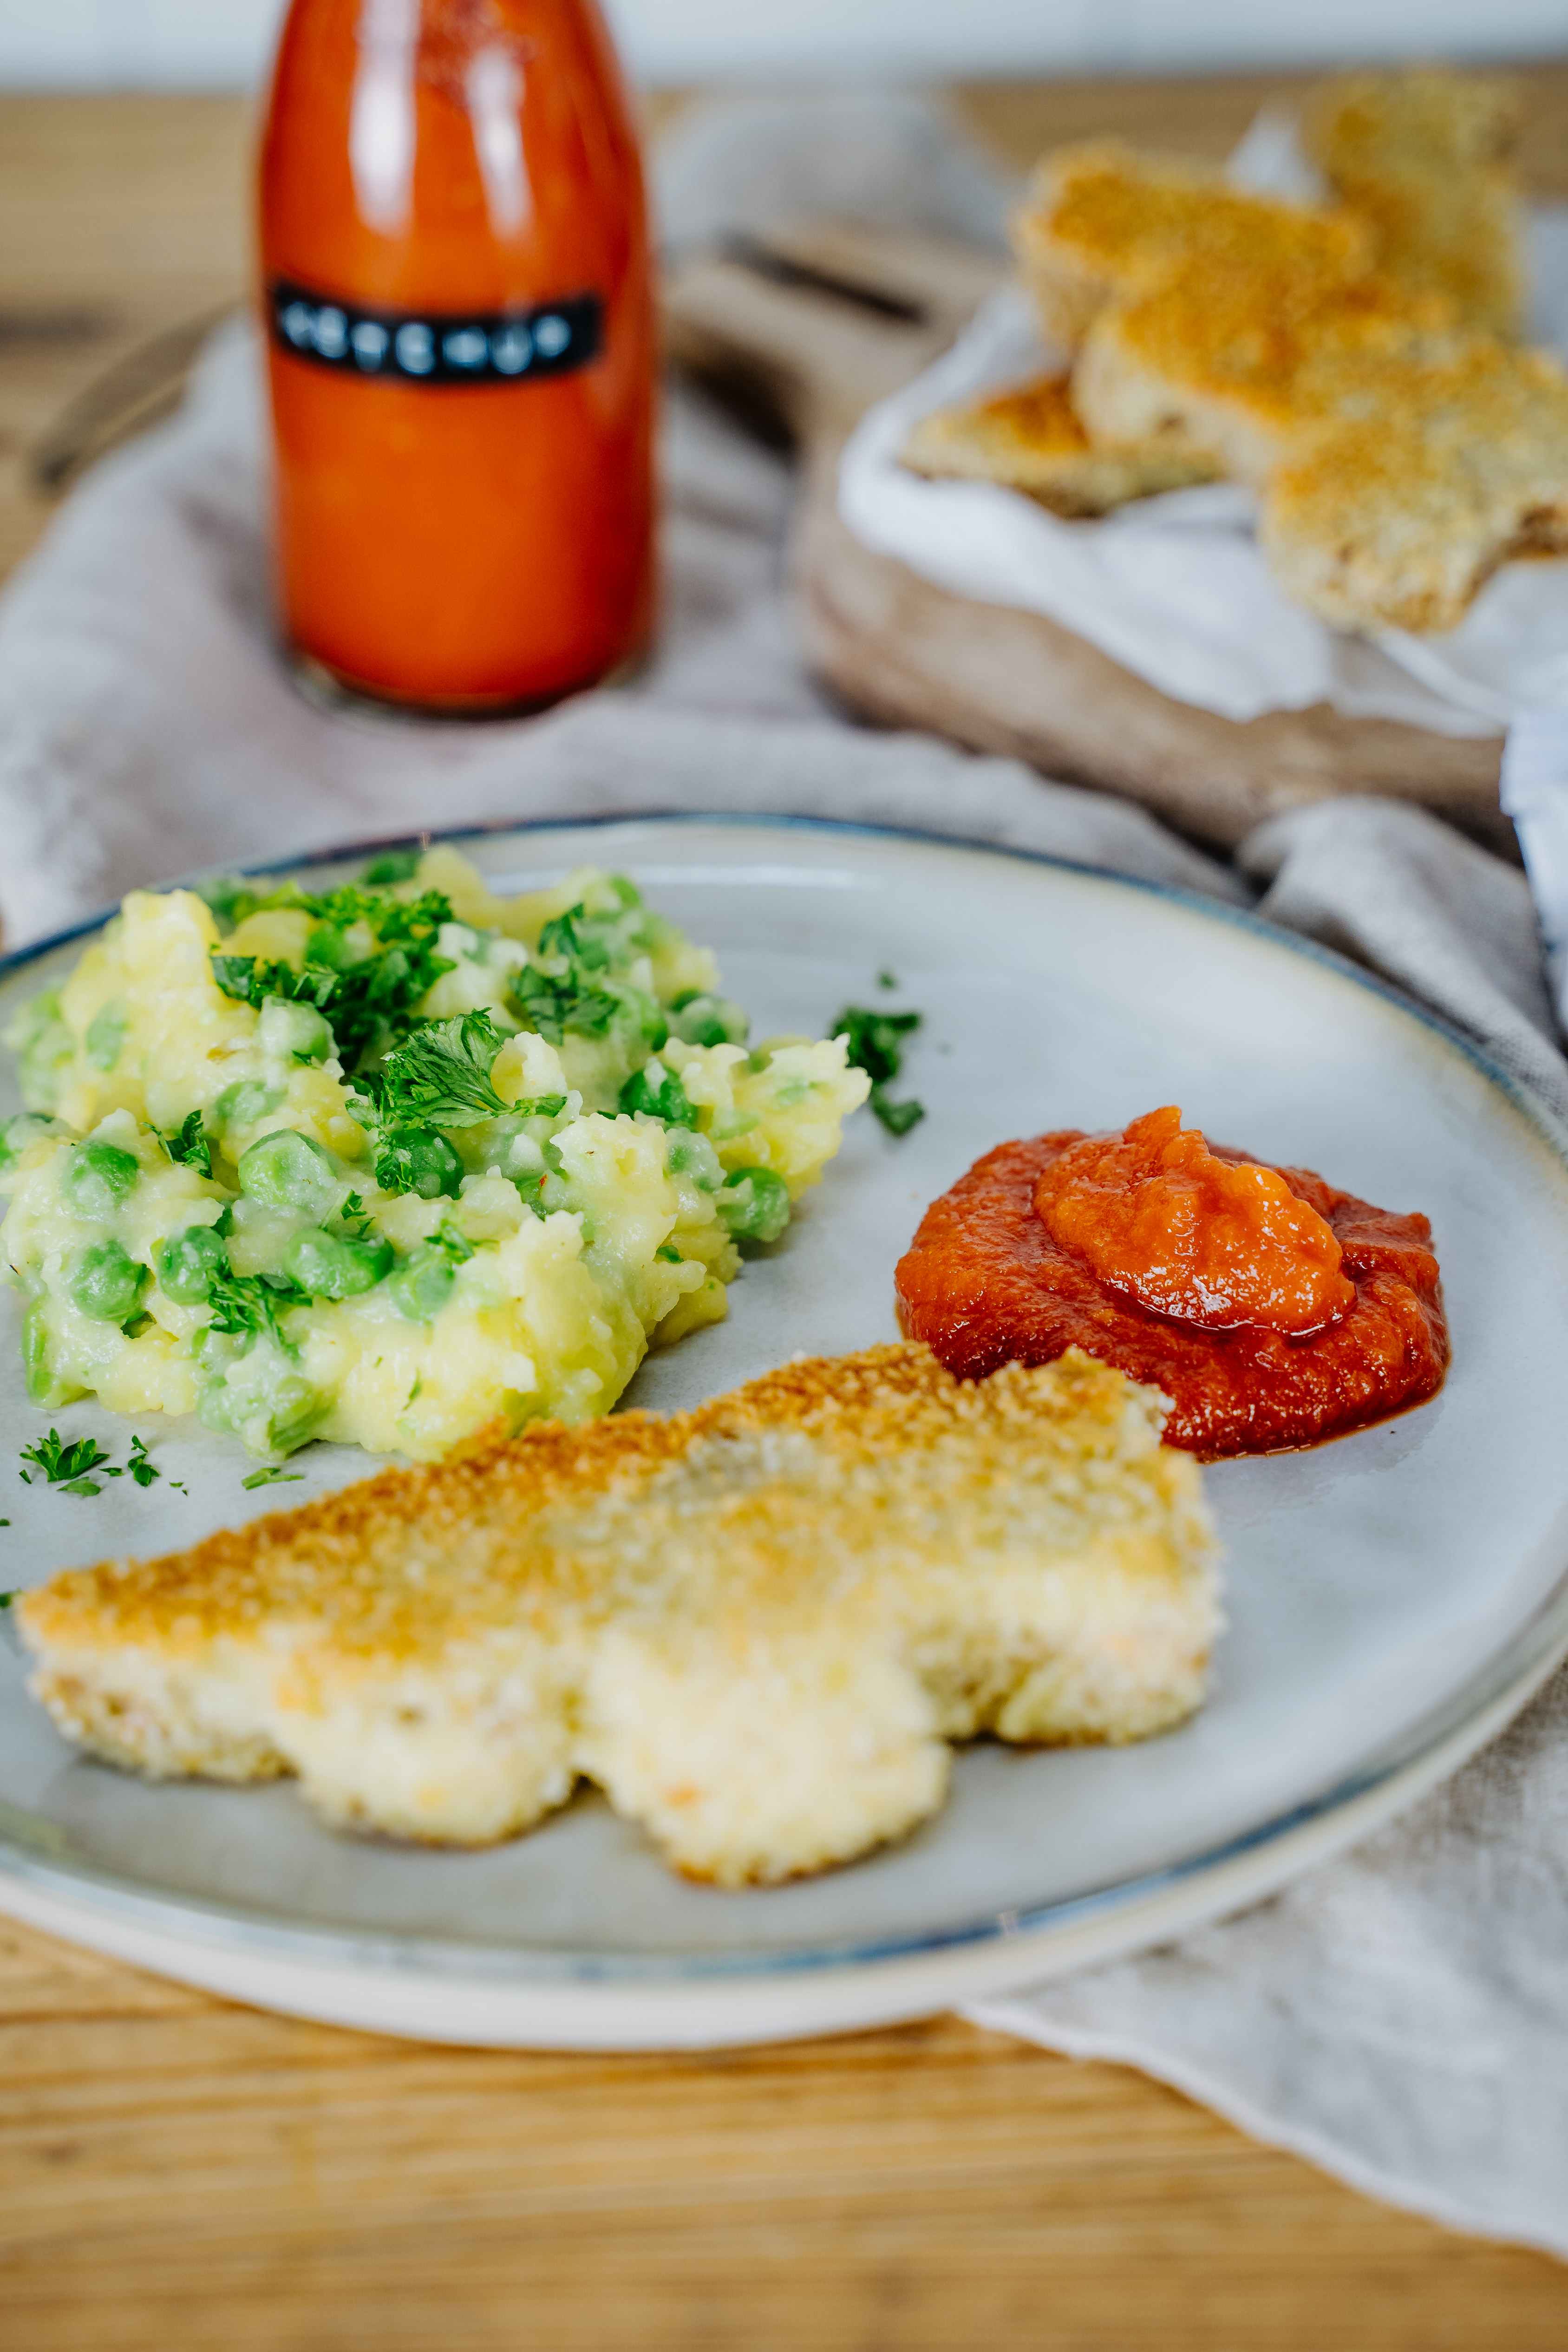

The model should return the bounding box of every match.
[715,1164,791,1246]
[282,1227,392,1299]
[0,1113,56,1178]
[666,1128,722,1190]
[258,995,333,1065]
[618,1061,697,1129]
[85,1003,127,1071]
[670,992,749,1048]
[64,1140,141,1218]
[389,1243,460,1323]
[23,1297,86,1408]
[195,1367,326,1457]
[12,990,73,1109]
[216,1078,284,1129]
[375,1127,464,1200]
[69,1239,148,1323]
[156,1223,228,1305]
[629,992,671,1054]
[261,1380,328,1455]
[239,1128,340,1217]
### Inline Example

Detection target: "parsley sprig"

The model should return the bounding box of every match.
[503,898,663,1049]
[19,1430,172,1497]
[508,905,642,1047]
[206,1266,309,1346]
[209,954,336,1013]
[156,1109,213,1179]
[368,1010,510,1128]
[832,1006,925,1137]
[338,1191,378,1242]
[20,1431,117,1496]
[127,1435,163,1489]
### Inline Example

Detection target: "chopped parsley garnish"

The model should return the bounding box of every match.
[206,1266,308,1347]
[156,1109,213,1178]
[869,1093,924,1137]
[209,953,332,1011]
[832,1006,921,1087]
[508,903,657,1048]
[374,1128,463,1199]
[362,848,421,884]
[878,969,899,990]
[832,1006,925,1137]
[338,1191,378,1242]
[370,1009,509,1128]
[511,962,616,1045]
[539,907,610,971]
[0,1588,16,1606]
[242,1465,306,1491]
[18,1431,172,1496]
[195,873,256,926]
[209,886,457,1074]
[20,1430,119,1496]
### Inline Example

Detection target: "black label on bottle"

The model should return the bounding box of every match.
[266,281,603,385]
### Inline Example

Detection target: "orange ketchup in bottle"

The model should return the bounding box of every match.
[259,0,654,712]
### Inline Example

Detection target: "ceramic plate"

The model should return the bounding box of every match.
[1,816,1566,2049]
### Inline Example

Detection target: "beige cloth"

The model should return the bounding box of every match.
[1,91,1566,2261]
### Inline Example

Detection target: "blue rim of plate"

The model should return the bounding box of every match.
[0,807,1565,1989]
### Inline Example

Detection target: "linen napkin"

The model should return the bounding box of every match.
[3,89,1568,2261]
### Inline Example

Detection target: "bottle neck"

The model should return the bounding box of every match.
[260,0,645,311]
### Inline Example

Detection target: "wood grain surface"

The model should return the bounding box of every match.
[5,1905,1568,2351]
[2,80,1568,2350]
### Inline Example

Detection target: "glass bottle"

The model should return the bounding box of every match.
[258,0,654,714]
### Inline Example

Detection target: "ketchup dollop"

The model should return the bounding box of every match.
[895,1114,1448,1457]
[1032,1105,1355,1335]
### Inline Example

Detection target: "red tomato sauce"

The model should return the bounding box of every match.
[895,1111,1448,1457]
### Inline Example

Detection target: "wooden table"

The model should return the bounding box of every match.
[3,77,1568,2348]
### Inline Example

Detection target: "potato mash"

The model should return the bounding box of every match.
[1,849,869,1461]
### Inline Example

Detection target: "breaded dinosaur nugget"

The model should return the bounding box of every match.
[1303,67,1525,338]
[1010,139,1370,352]
[1072,256,1457,487]
[1260,340,1568,633]
[18,1346,1221,1887]
[902,373,1216,514]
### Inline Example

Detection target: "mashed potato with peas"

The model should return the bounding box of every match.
[1,850,868,1462]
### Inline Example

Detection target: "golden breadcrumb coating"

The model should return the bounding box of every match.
[1010,140,1371,352]
[1260,340,1568,633]
[1073,257,1458,486]
[901,373,1217,514]
[1302,68,1525,338]
[18,1346,1222,1888]
[996,74,1548,633]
